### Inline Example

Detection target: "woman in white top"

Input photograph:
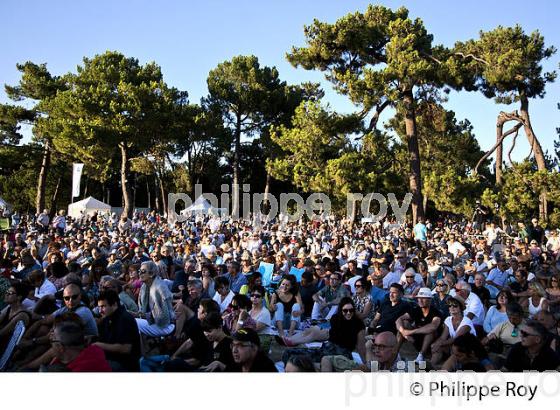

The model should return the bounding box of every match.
[524,281,549,318]
[248,285,274,352]
[431,295,476,366]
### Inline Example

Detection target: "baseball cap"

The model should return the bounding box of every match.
[232,328,260,347]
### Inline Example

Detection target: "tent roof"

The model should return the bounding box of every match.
[0,196,10,208]
[69,196,111,209]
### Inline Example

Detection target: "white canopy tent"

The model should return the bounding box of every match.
[68,196,111,219]
[179,195,225,216]
[0,196,11,211]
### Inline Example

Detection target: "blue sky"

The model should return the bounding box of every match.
[1,0,558,161]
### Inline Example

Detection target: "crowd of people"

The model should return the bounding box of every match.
[1,206,560,372]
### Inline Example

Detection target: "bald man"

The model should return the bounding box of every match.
[366,331,404,371]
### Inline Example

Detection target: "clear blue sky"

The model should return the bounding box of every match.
[1,0,558,161]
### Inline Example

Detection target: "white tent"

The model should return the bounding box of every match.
[0,196,11,211]
[68,196,111,219]
[179,195,224,216]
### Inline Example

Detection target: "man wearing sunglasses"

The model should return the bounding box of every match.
[16,283,98,370]
[503,320,560,371]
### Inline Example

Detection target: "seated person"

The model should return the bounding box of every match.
[225,327,277,372]
[212,276,235,313]
[471,274,491,309]
[311,271,349,321]
[368,283,412,335]
[94,290,141,372]
[269,275,303,338]
[17,282,98,370]
[44,312,111,372]
[136,261,175,338]
[442,333,493,372]
[482,302,525,352]
[483,289,512,334]
[164,299,219,371]
[395,287,443,363]
[281,297,366,366]
[365,331,405,371]
[222,294,256,334]
[430,295,476,366]
[503,320,560,371]
[0,282,32,352]
[198,312,235,372]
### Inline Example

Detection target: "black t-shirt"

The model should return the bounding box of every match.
[409,306,443,330]
[212,336,235,369]
[178,317,212,365]
[225,350,278,372]
[509,281,528,294]
[504,342,560,372]
[377,300,412,334]
[299,283,318,317]
[329,315,364,351]
[98,305,141,371]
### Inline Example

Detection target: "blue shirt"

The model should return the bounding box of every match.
[370,287,389,310]
[224,272,248,294]
[413,223,427,241]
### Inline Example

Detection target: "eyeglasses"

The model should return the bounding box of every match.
[139,268,149,274]
[405,276,414,279]
[250,294,262,299]
[447,304,459,308]
[520,330,538,338]
[63,294,80,302]
[342,308,355,314]
[4,291,16,296]
[372,344,393,351]
[436,283,447,287]
[355,284,363,288]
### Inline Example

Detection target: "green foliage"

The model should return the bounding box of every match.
[481,161,560,224]
[453,25,557,103]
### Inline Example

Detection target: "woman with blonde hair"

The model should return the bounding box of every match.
[523,281,549,319]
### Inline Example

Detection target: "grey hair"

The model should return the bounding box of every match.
[456,281,471,292]
[140,261,157,276]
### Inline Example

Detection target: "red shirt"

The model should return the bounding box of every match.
[52,345,112,372]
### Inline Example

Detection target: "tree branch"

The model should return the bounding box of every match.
[453,52,489,65]
[473,121,523,175]
[366,99,391,133]
[507,127,520,164]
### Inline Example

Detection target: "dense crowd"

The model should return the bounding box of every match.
[1,206,560,372]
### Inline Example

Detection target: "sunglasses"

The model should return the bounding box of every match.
[250,294,262,298]
[447,303,459,308]
[436,283,447,287]
[139,268,149,274]
[520,330,538,338]
[355,284,363,288]
[405,276,414,279]
[342,308,355,314]
[63,294,80,302]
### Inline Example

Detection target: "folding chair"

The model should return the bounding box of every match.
[0,320,26,371]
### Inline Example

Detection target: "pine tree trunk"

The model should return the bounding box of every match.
[35,140,51,214]
[232,114,241,217]
[146,177,151,209]
[495,120,504,185]
[49,176,61,214]
[519,95,547,220]
[119,143,133,217]
[402,89,424,224]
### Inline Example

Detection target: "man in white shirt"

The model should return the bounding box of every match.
[447,234,466,259]
[212,276,235,313]
[455,281,485,327]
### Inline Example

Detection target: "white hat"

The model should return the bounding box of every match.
[415,287,432,299]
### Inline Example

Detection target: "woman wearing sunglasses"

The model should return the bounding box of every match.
[280,297,366,368]
[222,294,256,334]
[430,295,476,366]
[0,283,31,352]
[432,280,451,317]
[248,285,274,352]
